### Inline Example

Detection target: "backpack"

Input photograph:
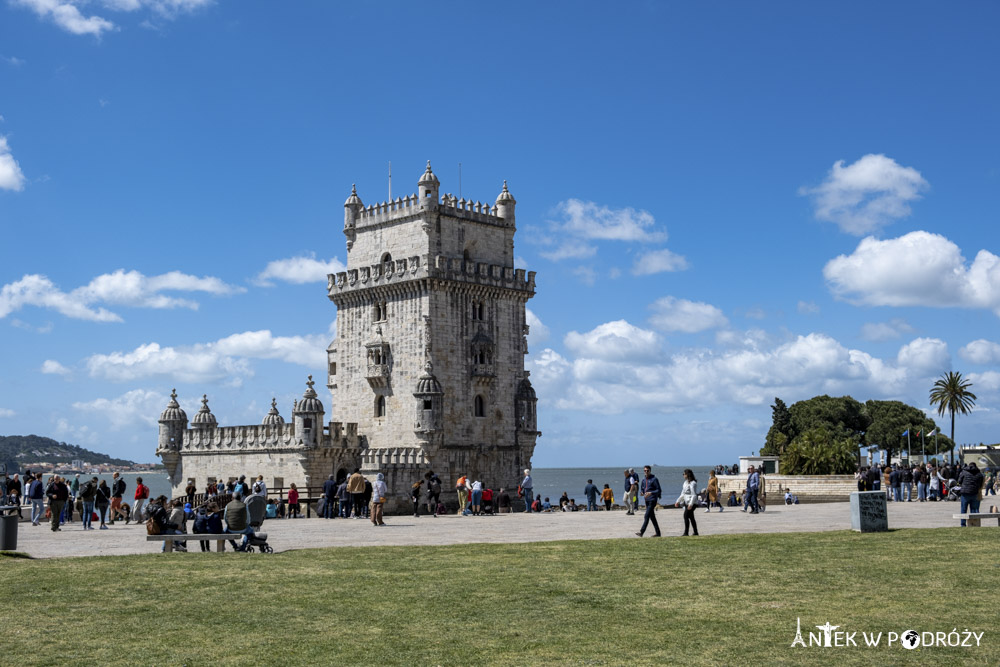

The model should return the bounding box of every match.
[138,484,149,500]
[429,478,441,494]
[252,481,263,495]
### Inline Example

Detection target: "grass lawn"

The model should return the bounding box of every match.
[2,528,997,666]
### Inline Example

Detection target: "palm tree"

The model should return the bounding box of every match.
[928,371,977,464]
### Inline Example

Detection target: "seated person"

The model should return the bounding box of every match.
[559,492,569,508]
[436,502,447,516]
[265,499,278,519]
[541,497,553,511]
[784,490,793,505]
[531,495,542,512]
[726,491,738,507]
[147,496,181,552]
[276,498,286,519]
[564,499,578,511]
[224,492,254,551]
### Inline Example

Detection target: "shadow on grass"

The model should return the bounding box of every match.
[0,551,33,559]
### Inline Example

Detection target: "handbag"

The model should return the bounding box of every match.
[145,517,161,535]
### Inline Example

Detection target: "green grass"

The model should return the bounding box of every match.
[2,529,998,666]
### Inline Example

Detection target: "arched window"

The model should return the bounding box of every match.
[375,395,386,418]
[381,252,393,266]
[474,395,485,417]
[477,303,484,320]
[303,418,312,430]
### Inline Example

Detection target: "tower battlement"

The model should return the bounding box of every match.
[328,255,535,299]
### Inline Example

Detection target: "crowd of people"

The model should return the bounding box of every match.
[855,461,992,525]
[1,470,142,531]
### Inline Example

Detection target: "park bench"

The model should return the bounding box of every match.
[952,512,1000,527]
[145,533,231,552]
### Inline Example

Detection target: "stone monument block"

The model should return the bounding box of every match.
[850,491,888,532]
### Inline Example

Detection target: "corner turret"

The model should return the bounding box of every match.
[293,375,325,448]
[344,184,363,251]
[495,180,516,227]
[418,161,440,207]
[157,389,188,451]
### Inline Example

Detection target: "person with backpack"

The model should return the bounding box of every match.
[252,475,267,498]
[110,472,127,524]
[132,476,150,524]
[79,476,98,531]
[95,479,111,529]
[425,473,442,515]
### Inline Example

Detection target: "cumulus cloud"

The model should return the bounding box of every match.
[84,330,328,382]
[41,359,71,375]
[631,248,689,275]
[538,199,682,264]
[571,266,598,285]
[801,154,929,235]
[525,308,549,345]
[13,0,117,36]
[255,254,347,286]
[860,318,915,342]
[0,408,15,418]
[14,0,211,37]
[539,318,956,415]
[564,320,662,363]
[824,231,1000,315]
[648,296,728,333]
[960,339,1000,365]
[0,269,243,322]
[798,301,820,314]
[0,135,26,191]
[72,388,166,430]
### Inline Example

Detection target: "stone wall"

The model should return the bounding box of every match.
[716,475,858,503]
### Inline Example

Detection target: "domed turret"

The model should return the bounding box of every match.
[159,389,188,423]
[418,160,439,205]
[344,184,363,251]
[262,398,285,426]
[293,376,325,448]
[191,394,217,428]
[293,375,325,415]
[495,180,516,227]
[413,360,444,439]
[157,389,188,452]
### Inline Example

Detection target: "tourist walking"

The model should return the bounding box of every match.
[635,465,661,537]
[957,463,985,527]
[336,478,350,518]
[744,466,760,514]
[132,476,150,524]
[601,484,614,511]
[583,479,599,512]
[110,473,127,524]
[95,479,111,529]
[425,472,441,515]
[347,469,365,518]
[706,470,722,512]
[674,469,699,536]
[411,479,423,517]
[371,473,387,526]
[45,475,69,532]
[79,476,97,531]
[28,472,45,525]
[521,469,533,513]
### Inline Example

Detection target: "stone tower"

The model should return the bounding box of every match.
[327,162,539,504]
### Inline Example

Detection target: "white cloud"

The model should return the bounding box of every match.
[571,265,597,285]
[14,0,117,37]
[72,388,165,430]
[525,308,549,345]
[0,269,243,322]
[0,135,26,191]
[2,56,26,66]
[960,339,1000,365]
[255,254,347,286]
[744,308,766,321]
[564,320,661,363]
[54,417,98,445]
[631,248,689,275]
[648,296,728,333]
[41,359,71,375]
[539,240,596,262]
[84,330,328,383]
[801,154,929,235]
[896,337,950,376]
[797,301,820,314]
[824,231,1000,315]
[0,408,15,418]
[860,318,915,342]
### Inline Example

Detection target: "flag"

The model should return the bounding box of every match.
[916,431,921,438]
[901,430,909,437]
[927,428,937,437]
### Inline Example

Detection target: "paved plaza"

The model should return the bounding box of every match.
[7,498,990,559]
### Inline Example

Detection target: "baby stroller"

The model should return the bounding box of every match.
[482,488,495,515]
[946,480,962,502]
[242,495,274,554]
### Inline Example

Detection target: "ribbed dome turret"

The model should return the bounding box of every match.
[159,389,188,422]
[293,375,325,414]
[344,183,362,207]
[516,378,536,400]
[418,160,439,185]
[414,360,444,395]
[495,180,515,204]
[262,398,285,425]
[191,394,217,426]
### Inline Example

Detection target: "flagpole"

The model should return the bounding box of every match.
[921,430,925,463]
[907,429,911,463]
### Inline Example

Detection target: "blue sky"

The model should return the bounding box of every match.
[2,2,999,465]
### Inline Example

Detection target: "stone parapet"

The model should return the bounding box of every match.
[716,475,858,504]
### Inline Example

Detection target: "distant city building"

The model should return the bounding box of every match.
[157,163,540,509]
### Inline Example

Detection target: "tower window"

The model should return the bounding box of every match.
[303,418,312,430]
[474,395,485,417]
[423,399,433,410]
[376,396,386,418]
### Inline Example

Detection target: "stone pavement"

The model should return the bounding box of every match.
[7,498,993,559]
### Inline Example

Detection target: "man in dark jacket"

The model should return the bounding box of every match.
[28,473,45,525]
[224,493,254,550]
[322,474,337,519]
[635,465,662,537]
[888,467,901,502]
[110,472,127,524]
[957,463,985,526]
[45,475,69,532]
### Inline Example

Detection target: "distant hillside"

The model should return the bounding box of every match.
[0,435,136,471]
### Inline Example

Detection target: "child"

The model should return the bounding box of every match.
[265,498,277,519]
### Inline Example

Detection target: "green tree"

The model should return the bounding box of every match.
[762,397,793,455]
[928,371,977,464]
[788,395,870,443]
[863,400,943,462]
[782,427,859,475]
